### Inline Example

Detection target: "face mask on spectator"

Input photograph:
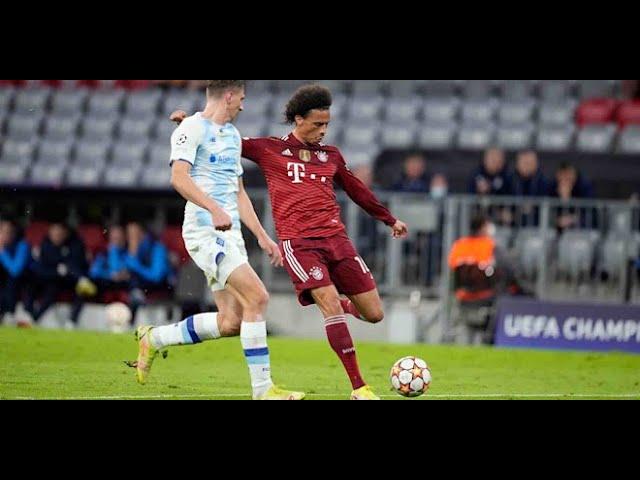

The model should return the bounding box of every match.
[430,186,448,199]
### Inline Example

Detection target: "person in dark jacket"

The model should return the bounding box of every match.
[468,147,513,196]
[0,219,30,324]
[24,222,95,327]
[511,150,550,227]
[392,153,430,193]
[550,163,596,232]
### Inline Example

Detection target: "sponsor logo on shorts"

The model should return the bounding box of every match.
[309,266,324,281]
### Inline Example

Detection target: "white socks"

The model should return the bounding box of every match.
[150,313,221,349]
[241,321,273,398]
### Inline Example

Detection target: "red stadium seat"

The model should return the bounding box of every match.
[77,224,107,260]
[25,221,50,247]
[161,226,189,266]
[576,98,619,127]
[616,100,640,128]
[114,80,152,90]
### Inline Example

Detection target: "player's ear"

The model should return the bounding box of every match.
[295,115,304,127]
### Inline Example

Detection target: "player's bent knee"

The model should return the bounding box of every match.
[364,309,385,324]
[219,314,242,337]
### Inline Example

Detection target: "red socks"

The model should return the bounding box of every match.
[325,315,366,390]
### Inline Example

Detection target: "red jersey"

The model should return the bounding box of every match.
[242,133,397,241]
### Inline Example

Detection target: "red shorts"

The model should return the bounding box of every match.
[279,232,377,306]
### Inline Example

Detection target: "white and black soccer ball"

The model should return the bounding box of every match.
[390,356,432,398]
[105,302,132,334]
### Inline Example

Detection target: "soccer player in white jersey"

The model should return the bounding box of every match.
[129,80,304,400]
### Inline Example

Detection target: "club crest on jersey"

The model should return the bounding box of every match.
[309,266,324,281]
[299,149,311,163]
[316,151,329,163]
[282,149,293,157]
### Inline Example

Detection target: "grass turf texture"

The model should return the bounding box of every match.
[1,327,639,400]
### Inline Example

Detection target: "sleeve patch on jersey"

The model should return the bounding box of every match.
[176,134,188,146]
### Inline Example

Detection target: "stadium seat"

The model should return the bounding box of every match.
[616,101,640,128]
[42,114,80,141]
[384,98,420,122]
[124,90,162,118]
[234,117,266,138]
[576,124,617,153]
[160,90,198,117]
[0,87,15,112]
[498,100,536,125]
[502,80,536,100]
[81,116,116,141]
[576,98,618,127]
[600,235,627,280]
[50,89,88,115]
[423,80,461,98]
[462,80,495,99]
[340,146,380,167]
[493,226,512,250]
[618,126,640,154]
[117,117,152,142]
[387,80,419,99]
[352,80,383,98]
[347,97,384,122]
[343,123,381,148]
[66,164,102,187]
[578,80,617,100]
[111,140,148,166]
[77,224,107,259]
[539,80,572,102]
[86,90,125,118]
[1,139,36,166]
[539,101,576,127]
[557,231,598,280]
[0,162,27,184]
[140,167,171,189]
[29,160,67,186]
[36,139,73,164]
[496,122,534,150]
[266,123,291,139]
[25,221,50,246]
[153,116,178,141]
[5,113,43,141]
[74,140,110,166]
[535,125,575,152]
[103,165,140,188]
[423,98,460,123]
[457,122,496,150]
[380,123,417,148]
[148,143,170,165]
[461,99,497,124]
[417,120,457,150]
[13,88,50,114]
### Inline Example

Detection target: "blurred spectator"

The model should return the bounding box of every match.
[392,154,430,193]
[550,163,596,231]
[24,223,96,328]
[512,151,549,198]
[448,215,530,344]
[0,219,30,325]
[89,225,130,290]
[429,173,449,200]
[469,147,513,196]
[124,222,174,325]
[352,165,383,265]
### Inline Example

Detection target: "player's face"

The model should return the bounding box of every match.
[295,109,331,144]
[227,87,246,122]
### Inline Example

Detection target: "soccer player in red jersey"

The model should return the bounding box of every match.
[172,84,409,400]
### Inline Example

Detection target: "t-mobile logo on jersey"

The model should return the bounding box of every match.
[287,162,306,184]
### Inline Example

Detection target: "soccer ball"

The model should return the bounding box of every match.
[105,302,132,334]
[390,356,432,398]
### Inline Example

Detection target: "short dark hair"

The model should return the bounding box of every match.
[285,84,332,124]
[206,80,246,98]
[470,215,490,236]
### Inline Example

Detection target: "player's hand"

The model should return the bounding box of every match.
[211,209,233,232]
[391,220,409,239]
[259,235,284,267]
[170,110,188,125]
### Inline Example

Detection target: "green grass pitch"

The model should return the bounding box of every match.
[1,327,639,400]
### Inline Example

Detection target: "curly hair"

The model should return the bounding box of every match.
[206,80,246,98]
[284,84,332,124]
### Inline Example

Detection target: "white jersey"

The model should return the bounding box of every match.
[170,112,244,231]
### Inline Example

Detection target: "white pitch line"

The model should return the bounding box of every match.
[5,393,640,400]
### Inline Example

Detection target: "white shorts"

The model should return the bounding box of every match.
[182,225,249,292]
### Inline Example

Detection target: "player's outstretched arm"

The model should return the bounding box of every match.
[170,161,232,231]
[335,158,409,239]
[238,179,283,267]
